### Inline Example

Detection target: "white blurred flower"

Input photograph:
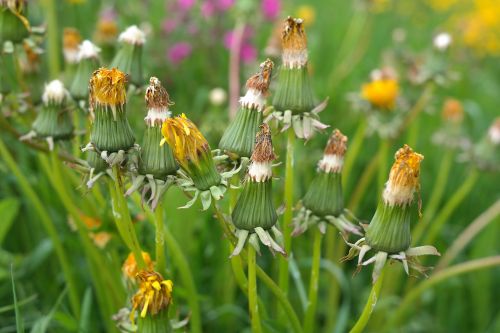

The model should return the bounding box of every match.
[209,87,227,106]
[433,32,452,51]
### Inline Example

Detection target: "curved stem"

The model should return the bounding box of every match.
[349,267,386,333]
[279,129,295,300]
[388,256,500,329]
[437,200,500,270]
[154,202,166,275]
[423,169,479,246]
[0,139,80,317]
[248,246,263,333]
[303,230,323,333]
[412,150,453,244]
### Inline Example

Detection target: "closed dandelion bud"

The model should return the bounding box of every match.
[231,124,285,257]
[162,114,220,190]
[343,144,440,283]
[70,40,101,100]
[140,77,177,178]
[0,0,30,44]
[111,25,145,86]
[293,130,361,236]
[63,28,81,66]
[219,59,274,158]
[273,17,314,114]
[366,145,423,253]
[125,78,177,209]
[21,80,73,150]
[270,17,328,140]
[86,67,135,154]
[130,270,174,333]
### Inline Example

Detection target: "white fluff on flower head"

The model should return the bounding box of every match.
[118,25,146,45]
[78,40,101,61]
[433,32,452,51]
[42,80,69,105]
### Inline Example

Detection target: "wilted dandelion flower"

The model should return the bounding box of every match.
[122,252,155,280]
[161,114,240,210]
[468,117,500,171]
[69,40,101,101]
[0,0,30,44]
[82,67,137,166]
[130,270,173,332]
[343,145,440,282]
[20,80,73,150]
[432,98,470,150]
[219,59,274,159]
[293,129,362,236]
[268,16,329,140]
[111,25,146,86]
[125,77,177,210]
[230,124,285,257]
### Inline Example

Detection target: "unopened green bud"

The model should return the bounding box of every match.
[110,25,145,86]
[219,59,273,158]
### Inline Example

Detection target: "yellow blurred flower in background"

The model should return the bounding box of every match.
[296,5,316,26]
[122,252,155,279]
[361,78,399,110]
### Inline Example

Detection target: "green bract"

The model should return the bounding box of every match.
[273,66,316,115]
[232,180,277,231]
[302,171,343,218]
[139,126,177,179]
[219,106,263,158]
[0,5,29,44]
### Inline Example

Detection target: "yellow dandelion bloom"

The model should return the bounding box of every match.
[89,67,128,107]
[160,114,209,170]
[361,78,399,110]
[122,252,154,279]
[131,270,173,321]
[63,28,81,51]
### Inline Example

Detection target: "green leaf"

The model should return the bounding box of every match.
[30,288,68,333]
[78,288,92,333]
[0,197,20,244]
[11,265,24,333]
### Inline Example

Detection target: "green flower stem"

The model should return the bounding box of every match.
[279,128,295,301]
[155,201,166,275]
[211,204,303,333]
[109,166,146,268]
[397,84,434,137]
[437,199,500,270]
[349,267,386,333]
[248,246,263,333]
[41,0,61,76]
[324,230,340,332]
[347,149,380,212]
[303,230,323,333]
[342,119,367,188]
[39,152,122,333]
[134,195,202,333]
[377,138,390,198]
[412,150,454,244]
[388,256,500,329]
[0,138,80,317]
[423,168,479,246]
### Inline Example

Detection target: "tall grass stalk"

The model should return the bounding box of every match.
[342,119,367,188]
[0,138,80,317]
[278,129,295,300]
[41,0,61,76]
[303,230,323,333]
[109,166,146,268]
[412,150,454,244]
[248,246,263,333]
[154,202,166,275]
[423,168,479,245]
[349,267,386,333]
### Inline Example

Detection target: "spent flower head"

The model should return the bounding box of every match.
[131,270,173,322]
[63,28,82,64]
[343,144,440,283]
